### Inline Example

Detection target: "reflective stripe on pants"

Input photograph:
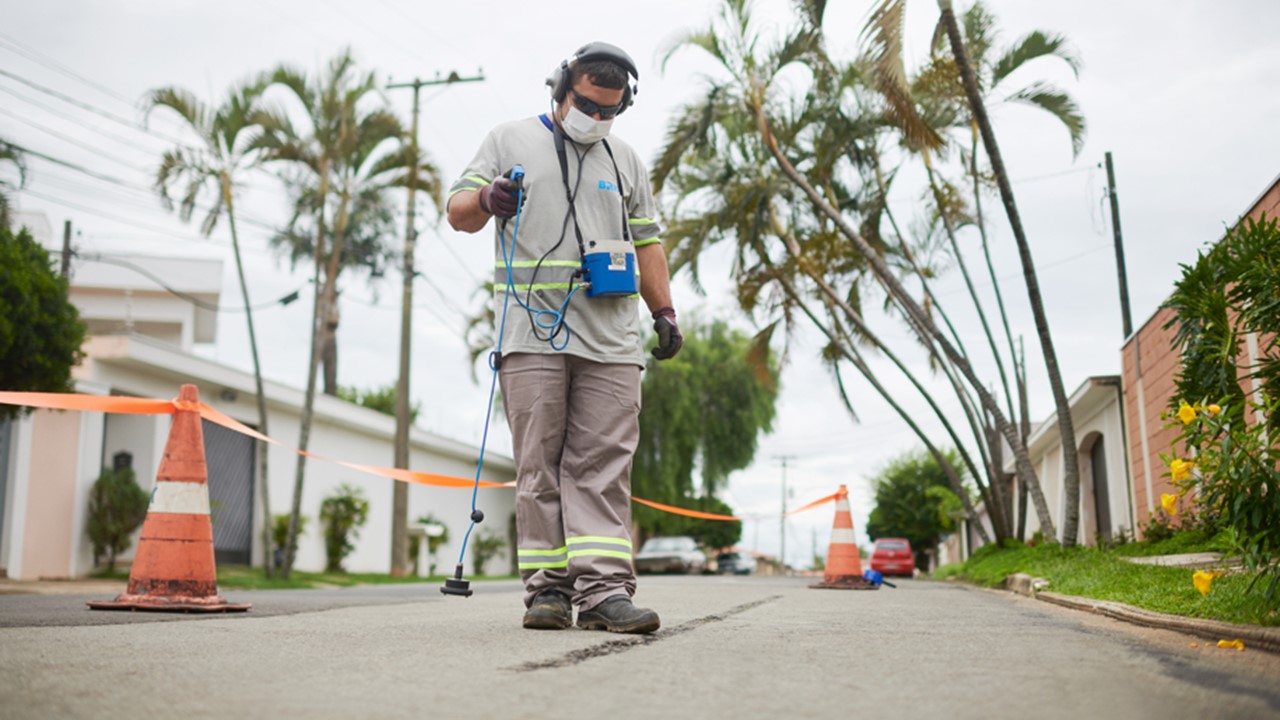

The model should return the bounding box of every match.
[500,352,640,611]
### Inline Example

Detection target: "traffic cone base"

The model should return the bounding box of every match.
[810,485,877,591]
[88,385,250,613]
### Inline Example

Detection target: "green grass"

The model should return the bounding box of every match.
[933,539,1279,627]
[215,565,518,590]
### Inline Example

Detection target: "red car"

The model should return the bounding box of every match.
[869,538,915,577]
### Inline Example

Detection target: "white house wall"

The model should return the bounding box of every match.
[73,340,515,577]
[1016,378,1132,546]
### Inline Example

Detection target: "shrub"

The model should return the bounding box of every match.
[1165,214,1280,600]
[272,513,309,566]
[471,529,505,577]
[0,224,86,420]
[408,513,450,576]
[320,484,369,573]
[86,467,149,571]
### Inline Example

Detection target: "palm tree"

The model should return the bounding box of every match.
[928,0,1085,539]
[0,140,26,229]
[677,0,1063,540]
[258,50,442,575]
[936,0,1083,545]
[655,0,1024,541]
[147,81,276,574]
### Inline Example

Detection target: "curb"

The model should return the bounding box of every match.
[1002,573,1280,654]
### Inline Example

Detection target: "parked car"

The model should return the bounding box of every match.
[635,536,707,574]
[715,551,756,575]
[869,538,915,577]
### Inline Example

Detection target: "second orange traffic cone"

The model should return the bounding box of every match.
[89,384,250,612]
[810,485,876,590]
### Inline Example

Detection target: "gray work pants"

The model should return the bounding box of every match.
[499,352,641,611]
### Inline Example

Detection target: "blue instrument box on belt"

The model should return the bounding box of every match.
[582,240,637,298]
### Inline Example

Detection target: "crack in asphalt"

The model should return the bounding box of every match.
[510,595,783,672]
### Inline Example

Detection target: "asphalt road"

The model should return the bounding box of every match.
[2,575,1278,719]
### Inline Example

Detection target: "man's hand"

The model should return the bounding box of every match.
[651,307,683,360]
[478,176,521,218]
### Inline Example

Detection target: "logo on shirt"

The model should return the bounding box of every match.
[598,179,618,192]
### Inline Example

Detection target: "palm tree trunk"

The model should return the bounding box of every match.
[221,175,274,577]
[755,105,1059,542]
[923,152,1016,424]
[776,270,992,545]
[764,217,1002,541]
[319,184,353,397]
[284,164,331,578]
[969,125,1025,428]
[939,0,1080,545]
[870,149,971,360]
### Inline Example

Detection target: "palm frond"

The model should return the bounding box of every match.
[992,31,1081,87]
[1004,81,1086,157]
[860,0,943,152]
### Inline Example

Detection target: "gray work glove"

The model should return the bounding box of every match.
[479,176,521,218]
[651,307,683,360]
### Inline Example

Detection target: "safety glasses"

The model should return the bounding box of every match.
[570,91,625,119]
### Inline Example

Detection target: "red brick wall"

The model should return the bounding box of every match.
[1122,307,1187,532]
[1122,175,1279,537]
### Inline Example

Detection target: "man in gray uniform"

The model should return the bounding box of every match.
[446,42,682,634]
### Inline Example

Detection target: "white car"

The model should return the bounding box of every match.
[634,536,707,574]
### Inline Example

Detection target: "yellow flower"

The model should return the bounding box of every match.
[1207,404,1222,415]
[1161,493,1180,515]
[1194,571,1220,597]
[1170,458,1193,481]
[1216,639,1244,651]
[1177,402,1197,425]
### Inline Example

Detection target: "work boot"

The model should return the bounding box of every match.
[522,590,572,630]
[576,595,660,634]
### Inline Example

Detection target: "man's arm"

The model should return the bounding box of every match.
[446,190,490,234]
[637,242,673,314]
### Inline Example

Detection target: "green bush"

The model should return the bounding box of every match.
[272,513,309,562]
[86,467,149,571]
[0,224,86,420]
[320,484,369,573]
[1165,213,1280,601]
[471,529,505,577]
[409,513,450,576]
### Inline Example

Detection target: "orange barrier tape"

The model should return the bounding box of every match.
[0,391,507,490]
[0,391,840,521]
[0,391,175,415]
[785,492,839,516]
[632,496,743,521]
[195,401,512,490]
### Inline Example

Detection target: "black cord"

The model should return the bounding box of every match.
[521,120,590,346]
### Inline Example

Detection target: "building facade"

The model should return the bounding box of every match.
[0,216,515,580]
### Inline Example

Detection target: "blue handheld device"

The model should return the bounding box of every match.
[581,239,638,298]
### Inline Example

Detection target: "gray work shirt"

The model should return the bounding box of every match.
[449,114,662,367]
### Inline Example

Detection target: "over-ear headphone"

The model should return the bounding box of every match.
[546,41,639,114]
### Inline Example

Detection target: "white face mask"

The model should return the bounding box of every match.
[561,105,613,145]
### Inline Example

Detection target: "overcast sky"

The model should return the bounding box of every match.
[4,1,1279,567]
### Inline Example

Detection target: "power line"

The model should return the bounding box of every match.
[0,105,151,171]
[9,140,286,234]
[74,251,304,313]
[0,83,165,154]
[0,68,194,148]
[0,31,137,107]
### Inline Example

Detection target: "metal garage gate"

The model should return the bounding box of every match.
[201,418,255,566]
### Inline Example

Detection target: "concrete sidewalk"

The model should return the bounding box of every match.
[3,575,1279,719]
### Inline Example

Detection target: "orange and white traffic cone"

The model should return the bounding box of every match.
[89,384,250,612]
[810,485,876,590]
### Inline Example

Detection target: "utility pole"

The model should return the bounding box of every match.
[61,220,72,277]
[387,70,483,576]
[1105,152,1133,339]
[774,454,796,572]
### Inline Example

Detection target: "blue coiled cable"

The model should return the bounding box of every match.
[455,169,580,566]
